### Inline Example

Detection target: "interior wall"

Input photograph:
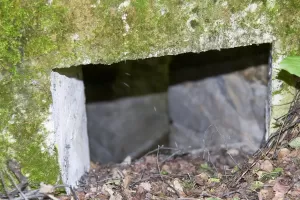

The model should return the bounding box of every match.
[168,44,270,152]
[83,58,171,163]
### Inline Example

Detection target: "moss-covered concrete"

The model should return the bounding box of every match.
[0,0,299,186]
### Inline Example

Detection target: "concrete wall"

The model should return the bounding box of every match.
[1,0,300,189]
[50,67,90,186]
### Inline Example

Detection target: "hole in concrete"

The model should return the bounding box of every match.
[51,43,271,170]
[82,43,271,165]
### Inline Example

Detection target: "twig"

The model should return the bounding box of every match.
[273,91,299,156]
[227,152,241,170]
[0,170,13,200]
[143,146,181,157]
[97,178,121,183]
[233,100,300,186]
[234,160,257,185]
[156,145,180,198]
[7,160,28,186]
[14,193,45,200]
[54,184,78,200]
[129,173,187,187]
[222,190,240,198]
[205,150,219,174]
[160,149,182,165]
[5,169,28,200]
[7,160,28,197]
[165,181,180,198]
[47,194,60,200]
[156,145,162,180]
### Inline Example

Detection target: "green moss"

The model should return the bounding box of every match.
[0,0,67,187]
[266,0,300,134]
[271,0,300,54]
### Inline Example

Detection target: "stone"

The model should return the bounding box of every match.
[168,72,266,151]
[87,93,169,163]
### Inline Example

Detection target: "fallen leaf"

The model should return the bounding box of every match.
[195,173,209,185]
[39,183,55,194]
[123,173,131,189]
[289,137,300,149]
[90,161,98,170]
[260,160,273,172]
[139,182,151,192]
[258,188,274,200]
[272,191,285,200]
[277,148,290,160]
[173,178,185,197]
[47,194,60,200]
[90,187,97,193]
[251,181,264,190]
[102,184,122,200]
[161,164,171,174]
[273,177,292,194]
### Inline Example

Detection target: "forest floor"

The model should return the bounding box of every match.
[54,141,300,200]
[1,127,300,200]
[2,92,300,200]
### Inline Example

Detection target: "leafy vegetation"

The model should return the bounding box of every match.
[279,56,300,77]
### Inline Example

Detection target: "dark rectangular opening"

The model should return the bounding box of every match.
[82,43,271,164]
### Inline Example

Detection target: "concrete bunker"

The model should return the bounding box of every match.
[51,43,271,174]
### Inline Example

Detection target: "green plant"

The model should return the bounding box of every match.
[251,181,264,190]
[259,168,283,181]
[279,56,300,77]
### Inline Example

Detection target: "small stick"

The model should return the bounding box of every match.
[143,146,180,157]
[160,149,182,165]
[0,171,13,200]
[227,152,241,170]
[14,194,45,200]
[155,145,180,198]
[222,190,240,198]
[5,169,28,200]
[54,184,79,200]
[97,177,121,183]
[156,145,162,180]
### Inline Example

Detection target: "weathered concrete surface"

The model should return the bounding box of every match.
[1,0,300,187]
[168,73,266,151]
[87,93,169,163]
[50,67,90,186]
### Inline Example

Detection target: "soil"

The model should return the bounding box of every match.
[57,143,300,200]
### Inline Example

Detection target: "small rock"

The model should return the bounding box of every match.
[227,148,239,156]
[121,156,132,165]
